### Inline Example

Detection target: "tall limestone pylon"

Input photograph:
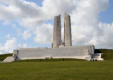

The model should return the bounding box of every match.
[64,14,72,47]
[53,15,62,48]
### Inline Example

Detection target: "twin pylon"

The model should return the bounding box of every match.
[52,14,72,48]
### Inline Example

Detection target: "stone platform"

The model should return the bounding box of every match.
[13,45,95,61]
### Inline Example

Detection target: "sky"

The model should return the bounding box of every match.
[0,0,113,54]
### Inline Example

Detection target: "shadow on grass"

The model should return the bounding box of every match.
[15,58,85,62]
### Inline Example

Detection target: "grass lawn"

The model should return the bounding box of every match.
[0,50,113,80]
[0,60,113,80]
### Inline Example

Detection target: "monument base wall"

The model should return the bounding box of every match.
[13,45,95,60]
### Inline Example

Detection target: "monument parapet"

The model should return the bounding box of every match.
[13,14,96,61]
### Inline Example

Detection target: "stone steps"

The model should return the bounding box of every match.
[3,56,15,63]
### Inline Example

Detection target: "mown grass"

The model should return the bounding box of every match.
[0,60,113,80]
[96,49,113,61]
[0,50,113,80]
[102,53,113,60]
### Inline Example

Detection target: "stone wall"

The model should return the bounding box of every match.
[13,45,95,60]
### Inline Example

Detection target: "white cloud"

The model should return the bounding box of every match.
[34,24,53,44]
[22,30,32,40]
[0,36,30,54]
[23,43,28,48]
[0,0,113,49]
[6,34,12,39]
[70,0,106,44]
[0,37,18,54]
[0,0,43,22]
[42,0,77,18]
[89,22,113,48]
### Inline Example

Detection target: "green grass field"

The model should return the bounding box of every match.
[0,50,113,80]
